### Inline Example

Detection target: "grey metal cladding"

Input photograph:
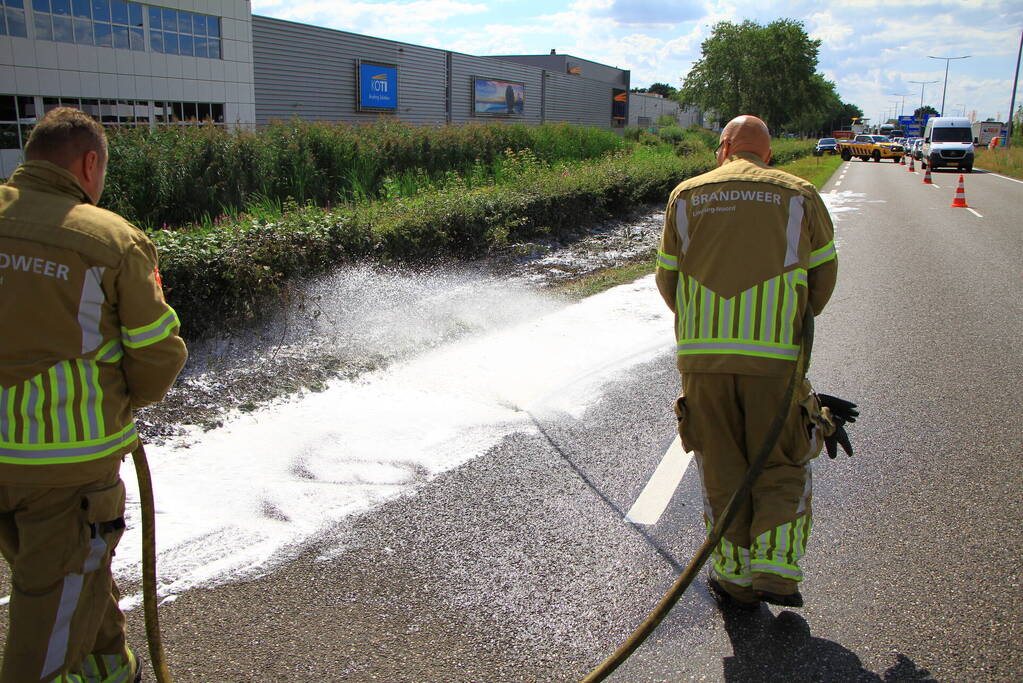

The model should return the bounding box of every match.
[489,54,629,88]
[544,72,613,127]
[252,15,621,128]
[253,16,447,125]
[450,54,542,124]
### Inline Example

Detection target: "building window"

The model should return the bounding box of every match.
[154,101,224,125]
[0,0,29,38]
[31,0,144,50]
[149,6,220,59]
[0,94,36,150]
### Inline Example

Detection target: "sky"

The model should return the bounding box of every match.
[250,0,1023,126]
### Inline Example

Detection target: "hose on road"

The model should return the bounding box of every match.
[131,443,174,683]
[581,307,814,683]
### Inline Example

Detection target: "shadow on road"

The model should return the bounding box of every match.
[720,607,937,682]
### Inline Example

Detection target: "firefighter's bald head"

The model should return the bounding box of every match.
[717,115,772,166]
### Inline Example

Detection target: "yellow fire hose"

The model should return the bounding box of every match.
[131,443,173,683]
[581,308,814,682]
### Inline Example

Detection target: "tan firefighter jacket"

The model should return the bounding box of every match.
[0,161,187,486]
[656,152,837,377]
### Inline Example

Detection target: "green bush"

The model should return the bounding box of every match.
[657,125,686,143]
[768,138,817,166]
[102,120,626,229]
[156,147,714,339]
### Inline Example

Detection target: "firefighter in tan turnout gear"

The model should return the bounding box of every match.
[656,115,838,609]
[0,108,187,682]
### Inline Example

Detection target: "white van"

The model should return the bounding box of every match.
[921,117,974,172]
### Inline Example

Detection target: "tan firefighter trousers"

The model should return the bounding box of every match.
[0,471,129,682]
[677,373,822,600]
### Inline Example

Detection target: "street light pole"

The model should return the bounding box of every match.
[928,55,971,116]
[908,79,939,117]
[1007,29,1022,147]
[889,92,910,119]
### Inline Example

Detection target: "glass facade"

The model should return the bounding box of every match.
[0,94,36,150]
[0,0,28,38]
[23,1,221,57]
[0,94,226,150]
[148,5,219,58]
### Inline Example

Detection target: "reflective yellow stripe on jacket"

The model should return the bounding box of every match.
[675,269,809,361]
[0,352,137,465]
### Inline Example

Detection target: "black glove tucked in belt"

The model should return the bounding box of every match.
[817,393,859,458]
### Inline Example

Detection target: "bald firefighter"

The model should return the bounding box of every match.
[0,108,187,682]
[656,116,838,609]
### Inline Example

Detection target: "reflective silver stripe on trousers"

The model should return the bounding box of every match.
[41,534,109,679]
[675,198,690,254]
[784,195,804,267]
[78,266,106,355]
[751,561,802,579]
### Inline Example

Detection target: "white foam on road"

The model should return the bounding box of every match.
[114,275,673,607]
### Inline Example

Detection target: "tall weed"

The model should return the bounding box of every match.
[103,120,624,229]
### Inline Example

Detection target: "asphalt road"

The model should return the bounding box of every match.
[4,159,1021,681]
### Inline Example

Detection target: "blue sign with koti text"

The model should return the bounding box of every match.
[357,61,398,111]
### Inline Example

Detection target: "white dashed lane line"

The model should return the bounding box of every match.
[967,208,983,218]
[625,435,694,525]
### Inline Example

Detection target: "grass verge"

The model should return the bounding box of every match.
[975,146,1023,179]
[554,149,843,298]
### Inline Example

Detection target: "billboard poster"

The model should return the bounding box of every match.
[357,60,398,112]
[472,77,525,117]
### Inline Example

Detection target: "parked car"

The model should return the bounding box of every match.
[815,137,839,155]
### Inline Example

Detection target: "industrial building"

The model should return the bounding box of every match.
[251,18,629,129]
[628,91,702,129]
[1,2,696,177]
[0,0,256,176]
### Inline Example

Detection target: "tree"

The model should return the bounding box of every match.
[646,82,678,99]
[914,105,939,120]
[679,19,824,133]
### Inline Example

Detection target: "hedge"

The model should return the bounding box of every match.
[156,147,715,339]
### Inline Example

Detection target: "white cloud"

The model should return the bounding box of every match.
[251,0,489,39]
[251,0,1022,120]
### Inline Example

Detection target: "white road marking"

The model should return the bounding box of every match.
[834,180,842,187]
[931,184,941,189]
[625,435,694,525]
[967,208,983,218]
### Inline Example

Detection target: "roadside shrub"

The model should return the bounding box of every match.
[102,120,624,229]
[157,147,713,339]
[657,125,686,144]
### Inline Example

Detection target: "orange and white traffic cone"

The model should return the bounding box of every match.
[922,165,932,184]
[950,174,969,207]
[907,156,915,172]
